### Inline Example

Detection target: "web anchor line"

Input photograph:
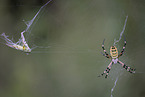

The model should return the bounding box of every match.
[111,76,118,97]
[114,15,128,45]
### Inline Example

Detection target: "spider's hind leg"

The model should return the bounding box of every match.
[98,61,113,78]
[117,60,136,73]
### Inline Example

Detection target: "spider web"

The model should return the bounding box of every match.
[110,15,128,97]
[23,0,52,50]
[1,1,143,97]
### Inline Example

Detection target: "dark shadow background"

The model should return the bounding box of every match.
[0,0,145,97]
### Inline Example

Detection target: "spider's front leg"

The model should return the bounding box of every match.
[118,35,126,58]
[101,39,111,59]
[100,52,111,59]
[98,61,114,78]
[117,60,136,73]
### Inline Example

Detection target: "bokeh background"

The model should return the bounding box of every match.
[0,0,145,97]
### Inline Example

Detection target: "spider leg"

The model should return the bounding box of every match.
[117,60,136,73]
[98,61,113,78]
[118,35,126,58]
[101,39,111,58]
[100,52,111,58]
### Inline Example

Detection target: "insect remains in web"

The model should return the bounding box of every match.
[98,35,136,78]
[0,0,52,54]
[1,31,31,54]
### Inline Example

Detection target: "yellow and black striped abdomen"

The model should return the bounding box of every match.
[110,46,118,59]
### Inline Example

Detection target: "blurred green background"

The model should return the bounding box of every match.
[0,0,145,97]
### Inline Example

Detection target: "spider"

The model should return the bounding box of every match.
[98,35,136,78]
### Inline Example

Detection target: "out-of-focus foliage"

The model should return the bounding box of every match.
[0,0,145,97]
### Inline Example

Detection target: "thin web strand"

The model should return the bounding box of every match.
[114,15,128,45]
[111,76,119,97]
[24,0,52,32]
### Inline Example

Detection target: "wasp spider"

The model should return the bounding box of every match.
[98,36,136,78]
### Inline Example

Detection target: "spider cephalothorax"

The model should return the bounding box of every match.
[99,36,136,78]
